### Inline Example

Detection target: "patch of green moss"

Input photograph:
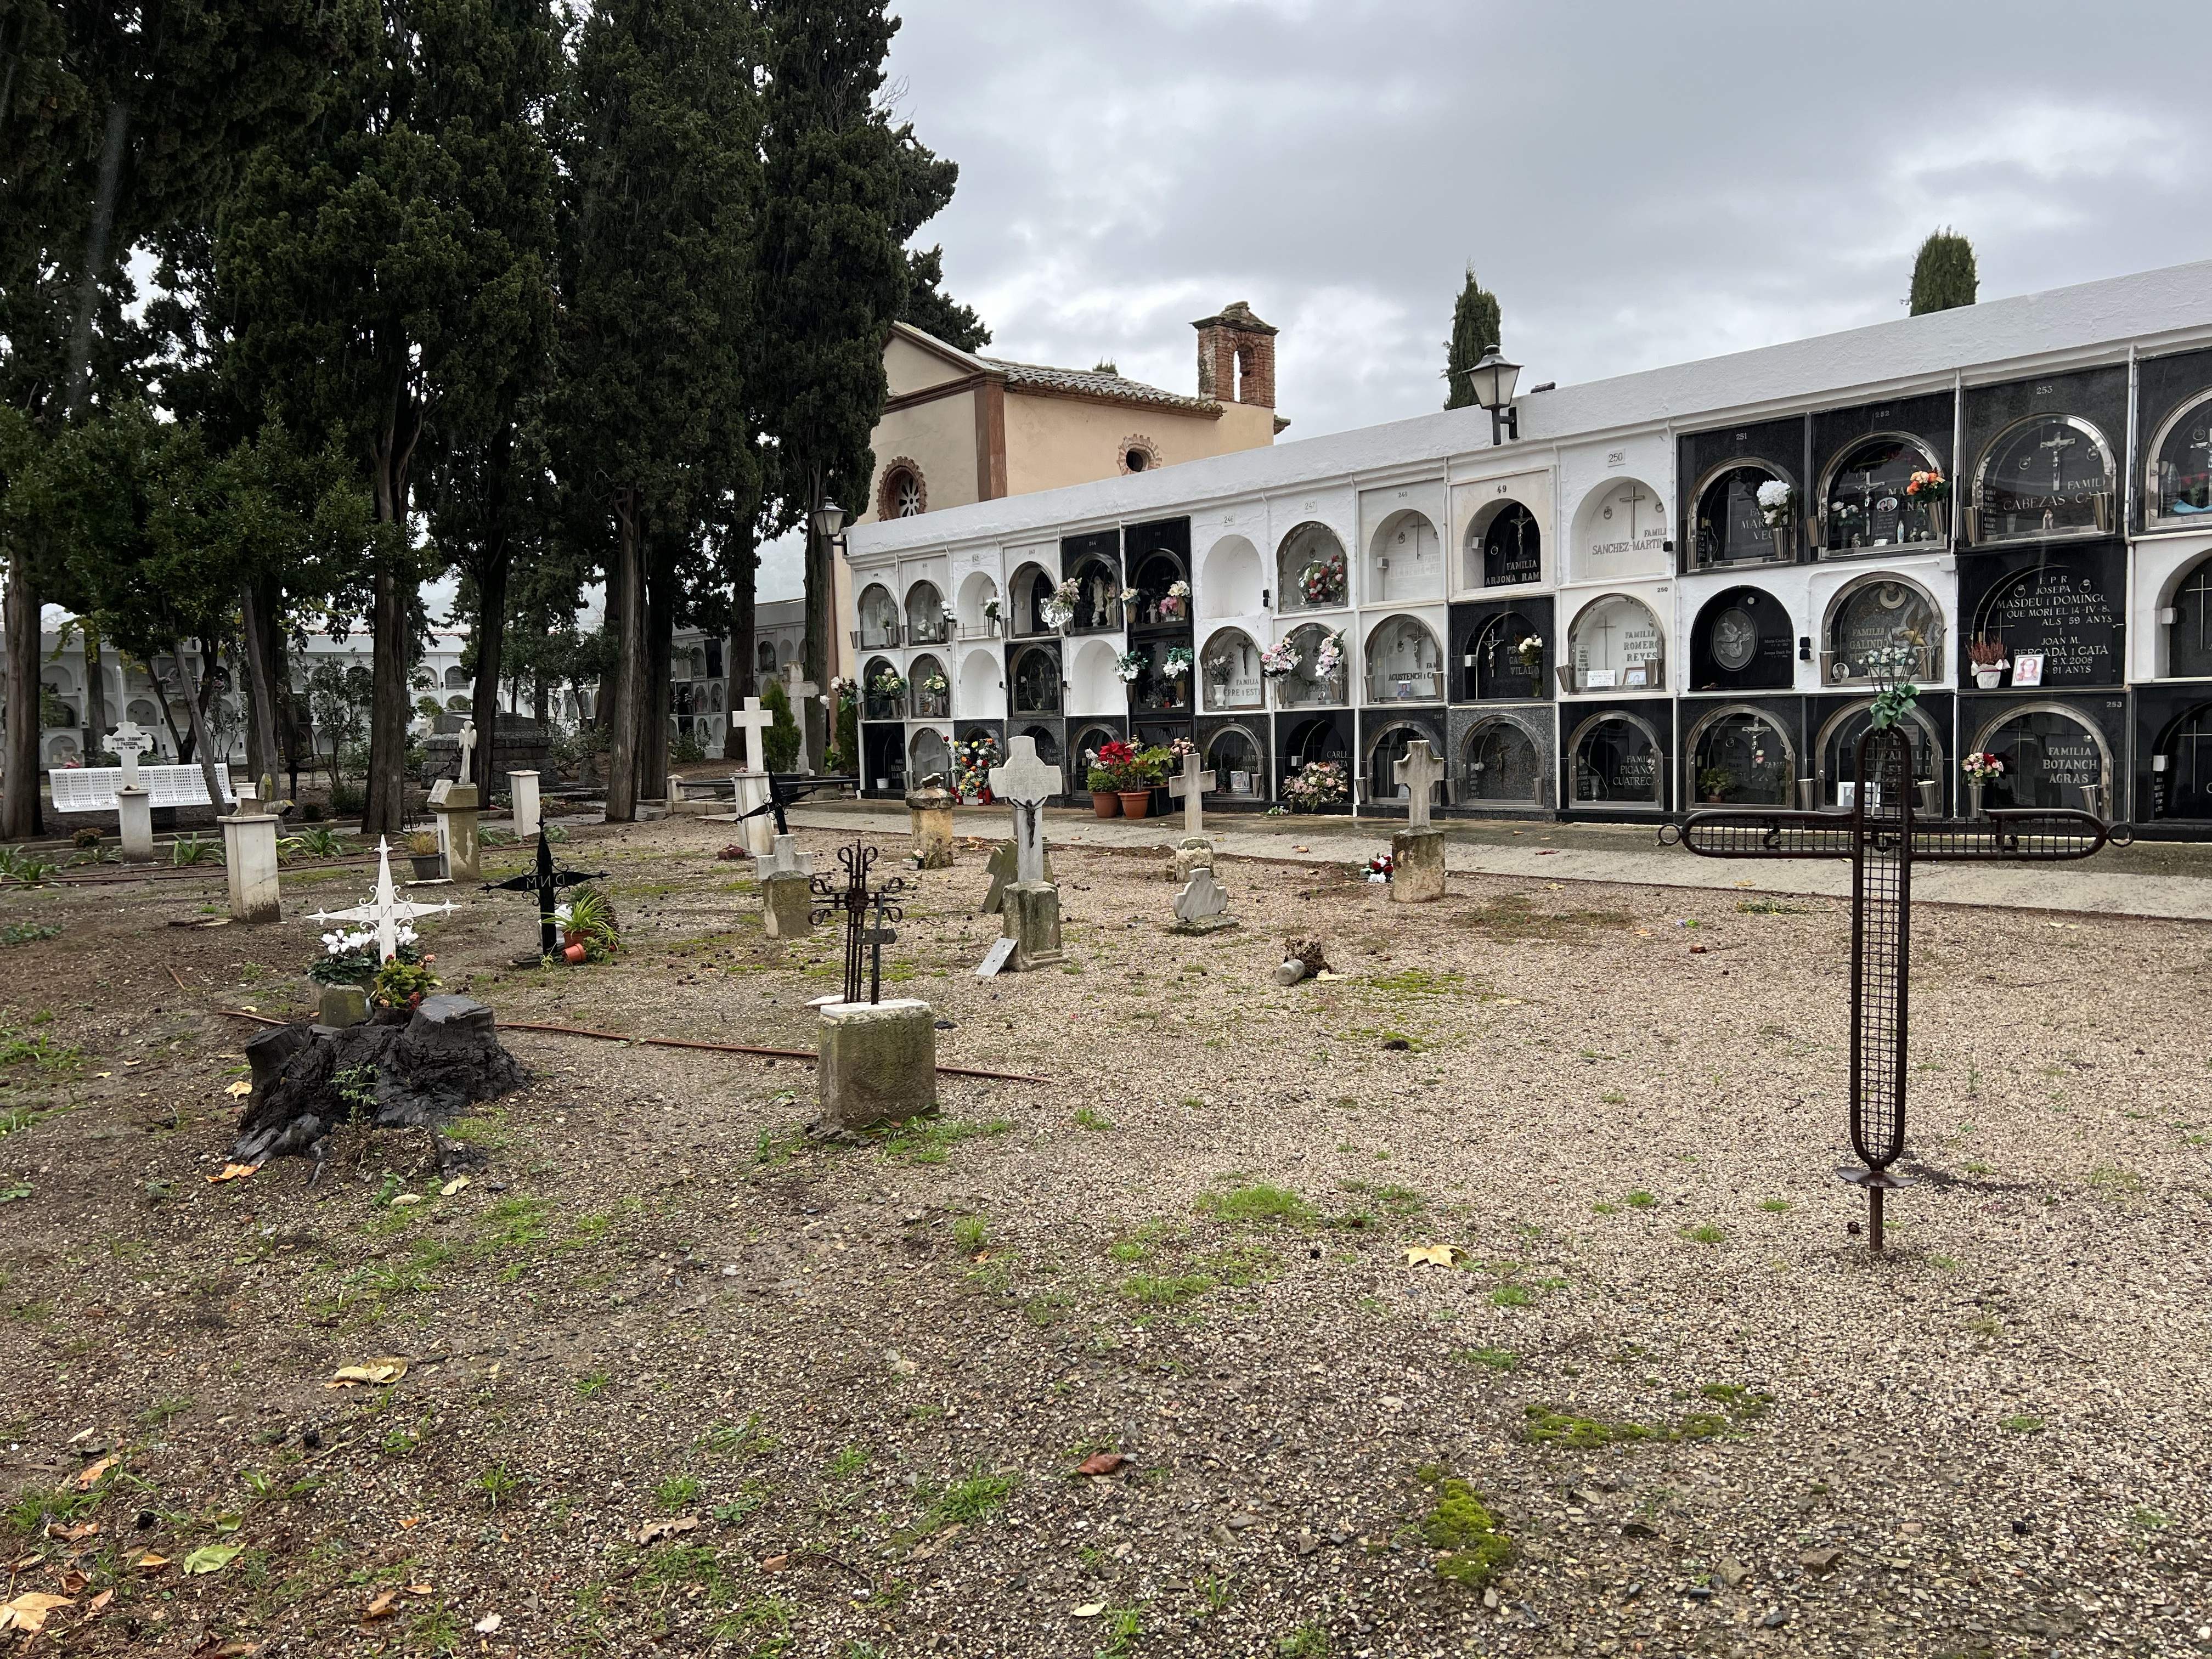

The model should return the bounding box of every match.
[1417,1476,1512,1588]
[1521,1406,1658,1447]
[1197,1181,1314,1227]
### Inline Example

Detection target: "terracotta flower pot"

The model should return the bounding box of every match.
[1117,790,1152,820]
[563,943,586,963]
[1091,789,1120,818]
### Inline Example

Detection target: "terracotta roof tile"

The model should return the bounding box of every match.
[978,357,1219,414]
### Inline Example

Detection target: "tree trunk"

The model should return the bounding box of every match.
[470,542,510,799]
[172,637,229,814]
[602,490,645,821]
[593,559,622,736]
[64,99,130,416]
[150,653,190,765]
[1,560,43,838]
[82,620,107,759]
[362,390,421,837]
[801,462,829,770]
[239,584,281,793]
[729,539,757,761]
[640,528,673,804]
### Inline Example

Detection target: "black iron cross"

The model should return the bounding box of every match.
[809,840,908,1004]
[484,828,605,957]
[1663,724,2125,1251]
[737,772,863,838]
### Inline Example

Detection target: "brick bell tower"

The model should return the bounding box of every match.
[1193,301,1278,410]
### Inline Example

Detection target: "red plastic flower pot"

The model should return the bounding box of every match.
[1117,791,1152,820]
[1092,789,1120,818]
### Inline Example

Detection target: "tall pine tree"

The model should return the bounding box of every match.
[1443,266,1502,411]
[1909,229,1978,315]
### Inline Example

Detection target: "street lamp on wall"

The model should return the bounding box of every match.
[810,501,848,544]
[1457,347,1522,446]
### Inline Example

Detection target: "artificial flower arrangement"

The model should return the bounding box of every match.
[1311,629,1346,684]
[1967,636,2010,686]
[1119,586,1138,605]
[1756,480,1795,528]
[870,668,908,698]
[1364,850,1395,884]
[1259,638,1301,679]
[920,673,950,695]
[1514,633,1545,670]
[1298,551,1348,607]
[1160,579,1192,621]
[1042,579,1080,630]
[1961,751,2006,784]
[983,597,1002,622]
[1861,639,1923,730]
[1161,646,1194,679]
[1088,739,1139,791]
[1905,468,1949,503]
[1282,760,1349,812]
[819,675,858,710]
[311,923,426,986]
[953,732,1001,802]
[1114,649,1147,682]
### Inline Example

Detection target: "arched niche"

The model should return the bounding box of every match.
[857,583,901,648]
[909,726,951,785]
[2146,390,2212,530]
[1820,432,1945,552]
[2151,701,2212,819]
[1466,611,1544,701]
[1466,498,1542,589]
[1128,545,1189,627]
[708,683,724,714]
[1282,715,1350,770]
[1204,724,1268,801]
[1271,623,1347,709]
[445,695,471,713]
[910,653,950,719]
[1199,627,1264,712]
[1971,703,2113,812]
[1009,643,1062,715]
[443,664,470,690]
[1198,534,1263,617]
[125,697,159,727]
[2162,551,2212,678]
[1822,574,1942,687]
[1362,614,1444,703]
[1970,413,2117,545]
[1684,703,1797,806]
[1815,699,1943,810]
[1365,716,1448,810]
[1066,637,1123,717]
[46,732,81,764]
[1367,509,1442,603]
[904,579,947,645]
[1567,709,1665,809]
[1571,478,1669,580]
[1690,586,1796,692]
[956,647,1003,719]
[1565,593,1665,693]
[956,569,1002,636]
[1459,714,1545,806]
[1014,724,1063,768]
[756,638,778,674]
[1691,459,1796,567]
[1008,563,1056,637]
[1066,552,1124,634]
[862,654,904,721]
[1070,723,1124,776]
[1277,521,1348,611]
[1130,638,1190,715]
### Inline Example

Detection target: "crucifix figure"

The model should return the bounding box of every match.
[1169,747,1215,837]
[109,720,153,789]
[310,839,456,962]
[1664,724,2125,1251]
[1392,738,1447,831]
[809,840,907,1004]
[987,736,1062,885]
[484,828,605,957]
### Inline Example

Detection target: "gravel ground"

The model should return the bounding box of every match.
[1,814,2209,1658]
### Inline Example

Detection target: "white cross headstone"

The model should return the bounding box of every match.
[456,720,477,783]
[986,736,1062,886]
[309,839,455,961]
[1169,748,1216,837]
[758,833,813,879]
[1172,865,1228,926]
[730,696,774,775]
[1393,739,1447,832]
[109,721,153,789]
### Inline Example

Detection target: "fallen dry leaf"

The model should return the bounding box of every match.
[396,1516,425,1530]
[389,1192,422,1207]
[758,1553,789,1573]
[327,1357,408,1388]
[438,1175,470,1198]
[8,1555,41,1573]
[1074,1452,1130,1477]
[1402,1243,1464,1268]
[56,1571,87,1595]
[1071,1602,1107,1618]
[224,1080,253,1098]
[75,1455,117,1490]
[0,1593,74,1634]
[132,1553,170,1572]
[363,1590,397,1621]
[87,1590,112,1615]
[637,1518,698,1546]
[206,1163,258,1184]
[180,1543,242,1575]
[406,1583,435,1596]
[44,1521,97,1542]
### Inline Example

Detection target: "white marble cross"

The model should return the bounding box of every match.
[456,720,477,782]
[730,696,773,775]
[1393,739,1447,832]
[758,833,813,879]
[309,838,455,961]
[109,720,153,789]
[987,736,1062,885]
[1173,865,1228,924]
[1169,749,1216,837]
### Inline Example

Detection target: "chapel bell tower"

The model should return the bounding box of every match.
[1193,301,1278,410]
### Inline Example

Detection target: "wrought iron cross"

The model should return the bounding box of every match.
[486,828,605,957]
[1662,725,2125,1251]
[810,840,909,1004]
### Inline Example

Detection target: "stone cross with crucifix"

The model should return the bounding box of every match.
[986,736,1065,968]
[311,839,456,962]
[109,720,153,789]
[1668,724,2124,1251]
[485,828,605,958]
[1169,747,1215,838]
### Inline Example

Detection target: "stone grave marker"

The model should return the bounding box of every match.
[221,780,283,922]
[979,840,1054,916]
[986,737,1065,969]
[1171,865,1232,933]
[1169,746,1217,883]
[729,696,777,855]
[1390,739,1448,902]
[806,840,934,1137]
[906,774,955,868]
[758,833,815,939]
[110,720,156,862]
[309,839,455,962]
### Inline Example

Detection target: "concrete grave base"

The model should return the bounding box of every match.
[1391,826,1447,902]
[1002,881,1065,969]
[762,871,813,939]
[117,787,154,864]
[906,785,955,868]
[222,813,283,922]
[434,782,482,882]
[811,997,935,1136]
[317,983,370,1028]
[979,840,1054,915]
[1171,835,1216,884]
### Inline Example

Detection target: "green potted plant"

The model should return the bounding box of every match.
[404,828,444,882]
[558,887,619,964]
[1087,763,1120,817]
[1697,766,1735,804]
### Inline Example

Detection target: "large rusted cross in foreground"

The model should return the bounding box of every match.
[1662,726,2126,1251]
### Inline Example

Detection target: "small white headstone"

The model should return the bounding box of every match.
[758,833,813,879]
[1173,866,1229,926]
[308,838,456,961]
[987,737,1063,887]
[973,936,1017,978]
[109,720,153,790]
[1392,739,1447,832]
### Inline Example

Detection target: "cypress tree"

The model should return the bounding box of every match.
[1910,229,1978,315]
[1443,267,1502,411]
